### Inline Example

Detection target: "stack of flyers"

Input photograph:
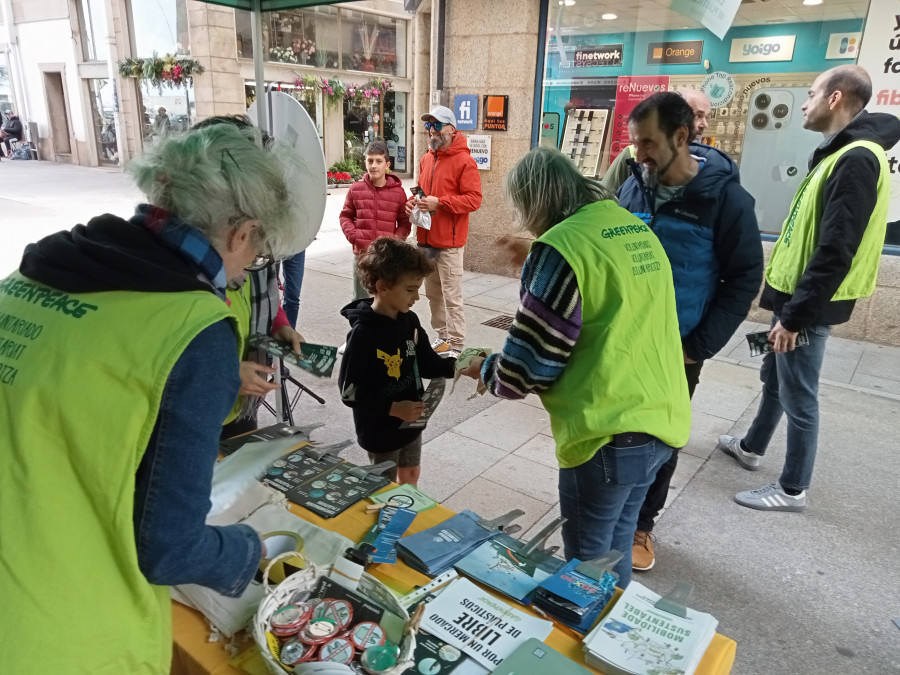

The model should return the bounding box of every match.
[533,559,617,633]
[397,510,500,576]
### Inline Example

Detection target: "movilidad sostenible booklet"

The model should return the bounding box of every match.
[583,580,717,675]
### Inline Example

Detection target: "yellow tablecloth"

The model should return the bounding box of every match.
[171,488,735,675]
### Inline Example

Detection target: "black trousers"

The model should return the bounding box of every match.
[636,360,703,532]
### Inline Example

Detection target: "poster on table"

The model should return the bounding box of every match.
[610,76,670,162]
[420,578,553,670]
[856,0,900,224]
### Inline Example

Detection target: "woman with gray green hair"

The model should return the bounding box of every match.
[462,146,692,587]
[2,120,314,672]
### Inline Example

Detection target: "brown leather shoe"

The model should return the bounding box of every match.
[632,530,656,571]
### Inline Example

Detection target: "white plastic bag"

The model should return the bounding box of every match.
[411,206,432,231]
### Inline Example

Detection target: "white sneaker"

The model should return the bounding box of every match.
[337,342,347,355]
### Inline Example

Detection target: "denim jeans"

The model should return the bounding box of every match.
[558,438,674,588]
[281,251,306,328]
[743,316,831,491]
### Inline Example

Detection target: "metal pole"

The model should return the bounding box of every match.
[251,0,268,133]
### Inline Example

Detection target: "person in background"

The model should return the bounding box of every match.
[617,92,763,572]
[405,105,482,359]
[340,139,412,303]
[281,250,306,329]
[0,110,24,157]
[338,238,456,487]
[463,147,691,587]
[0,121,309,672]
[718,65,899,511]
[602,88,711,193]
[153,106,171,136]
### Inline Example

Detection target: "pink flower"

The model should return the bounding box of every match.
[322,78,328,85]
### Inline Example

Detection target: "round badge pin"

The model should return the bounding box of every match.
[319,637,355,665]
[350,621,386,651]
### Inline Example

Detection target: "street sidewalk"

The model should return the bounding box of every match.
[3,163,899,673]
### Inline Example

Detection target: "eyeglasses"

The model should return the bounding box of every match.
[423,121,445,131]
[244,253,275,271]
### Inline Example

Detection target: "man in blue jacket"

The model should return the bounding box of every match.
[617,92,764,571]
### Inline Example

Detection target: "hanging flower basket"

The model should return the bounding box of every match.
[345,78,392,106]
[293,75,346,110]
[118,53,204,92]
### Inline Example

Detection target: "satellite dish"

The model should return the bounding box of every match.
[248,91,327,254]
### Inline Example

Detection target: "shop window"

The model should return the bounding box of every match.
[341,9,406,77]
[130,0,191,57]
[262,7,340,68]
[87,79,117,165]
[342,90,407,172]
[538,0,868,234]
[138,80,195,143]
[244,82,324,151]
[0,56,14,112]
[77,0,109,62]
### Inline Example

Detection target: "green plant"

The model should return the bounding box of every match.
[118,53,204,92]
[329,157,363,175]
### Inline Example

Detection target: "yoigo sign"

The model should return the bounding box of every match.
[729,35,796,63]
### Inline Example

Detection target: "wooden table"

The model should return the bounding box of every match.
[171,490,736,674]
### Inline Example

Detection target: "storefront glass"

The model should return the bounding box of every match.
[131,0,191,56]
[341,9,406,77]
[0,55,13,112]
[78,0,109,62]
[139,80,195,142]
[236,6,405,77]
[342,89,407,172]
[244,81,325,150]
[537,0,871,234]
[87,78,118,165]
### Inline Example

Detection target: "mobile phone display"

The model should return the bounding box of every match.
[738,88,821,234]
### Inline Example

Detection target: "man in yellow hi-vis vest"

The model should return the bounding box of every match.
[717,65,900,511]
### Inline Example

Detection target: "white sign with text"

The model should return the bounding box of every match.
[468,135,491,170]
[729,35,796,62]
[857,0,900,223]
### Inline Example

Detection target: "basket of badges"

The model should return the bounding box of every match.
[253,551,419,674]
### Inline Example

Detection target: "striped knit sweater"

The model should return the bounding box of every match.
[481,242,582,398]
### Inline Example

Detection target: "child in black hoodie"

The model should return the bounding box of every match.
[338,238,457,486]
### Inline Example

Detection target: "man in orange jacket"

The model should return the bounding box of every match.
[406,105,483,357]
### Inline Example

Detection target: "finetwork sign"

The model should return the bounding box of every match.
[573,44,623,67]
[453,94,478,131]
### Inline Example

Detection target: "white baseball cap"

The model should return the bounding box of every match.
[421,105,457,127]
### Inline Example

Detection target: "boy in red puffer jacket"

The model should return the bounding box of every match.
[340,140,412,302]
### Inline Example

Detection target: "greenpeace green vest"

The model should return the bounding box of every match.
[0,271,233,674]
[224,280,252,424]
[537,201,692,469]
[766,140,889,300]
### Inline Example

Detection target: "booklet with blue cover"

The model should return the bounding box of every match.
[533,558,617,633]
[454,532,564,603]
[397,510,499,576]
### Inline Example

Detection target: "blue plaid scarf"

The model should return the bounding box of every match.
[130,204,229,300]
